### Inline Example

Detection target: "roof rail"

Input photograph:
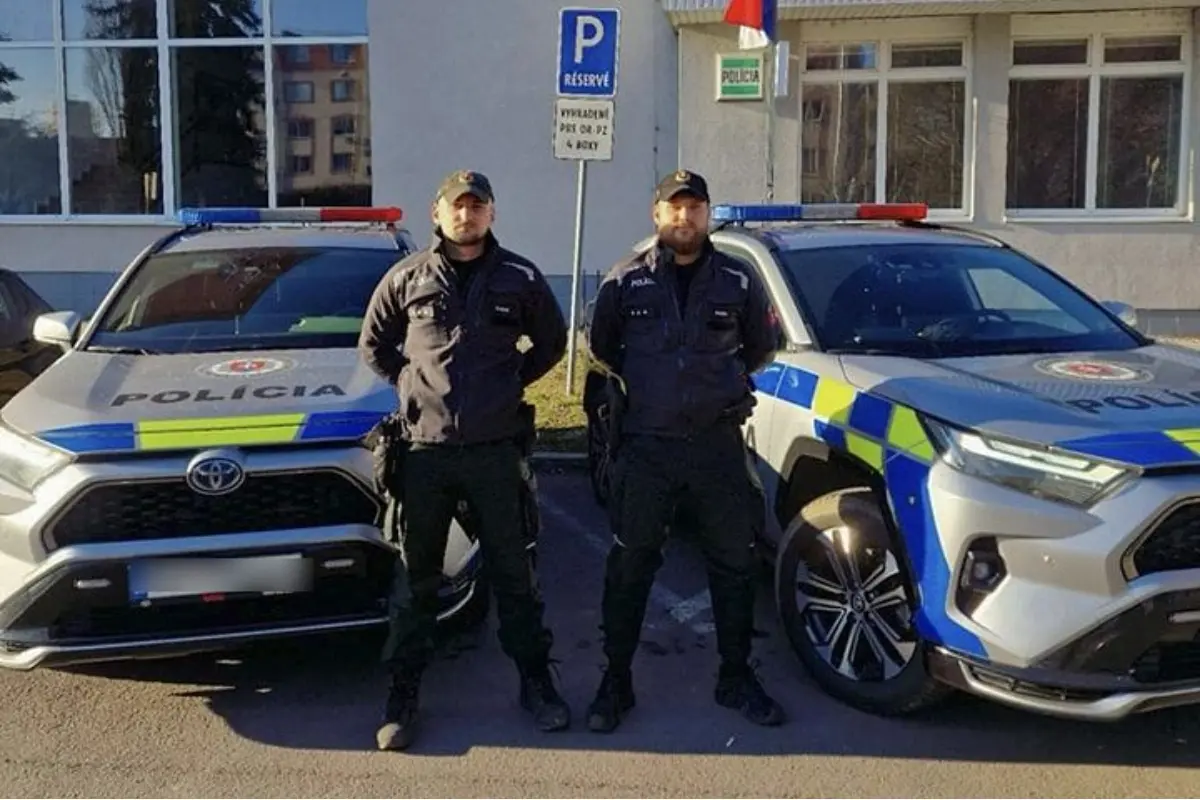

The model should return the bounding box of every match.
[896,219,1012,248]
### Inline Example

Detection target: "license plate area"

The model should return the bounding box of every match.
[128,554,313,605]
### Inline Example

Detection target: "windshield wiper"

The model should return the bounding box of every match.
[825,347,917,356]
[190,343,300,354]
[86,345,163,355]
[826,339,946,357]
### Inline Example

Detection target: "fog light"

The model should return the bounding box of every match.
[956,537,1007,615]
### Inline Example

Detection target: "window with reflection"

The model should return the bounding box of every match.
[0,0,370,218]
[1007,30,1187,214]
[799,39,967,210]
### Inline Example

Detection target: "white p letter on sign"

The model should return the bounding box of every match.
[574,15,604,63]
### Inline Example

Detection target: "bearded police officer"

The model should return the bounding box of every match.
[359,169,571,751]
[584,169,785,732]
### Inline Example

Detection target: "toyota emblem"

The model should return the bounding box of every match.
[185,450,246,496]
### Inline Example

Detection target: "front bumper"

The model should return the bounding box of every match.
[0,526,482,671]
[930,586,1200,720]
[920,463,1200,720]
[0,444,482,670]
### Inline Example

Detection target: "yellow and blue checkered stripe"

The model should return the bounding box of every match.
[754,362,936,473]
[754,360,1200,659]
[37,410,387,455]
[754,361,986,658]
[756,360,1200,471]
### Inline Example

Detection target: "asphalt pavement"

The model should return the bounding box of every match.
[1,466,1199,797]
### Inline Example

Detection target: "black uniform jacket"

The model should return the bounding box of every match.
[587,238,779,439]
[359,229,567,446]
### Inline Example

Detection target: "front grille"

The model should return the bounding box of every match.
[46,470,380,549]
[1131,503,1200,576]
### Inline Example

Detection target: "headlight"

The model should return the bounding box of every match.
[923,418,1135,507]
[0,424,71,491]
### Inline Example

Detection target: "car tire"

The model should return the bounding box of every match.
[774,486,951,717]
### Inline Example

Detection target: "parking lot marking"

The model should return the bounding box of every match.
[540,494,713,634]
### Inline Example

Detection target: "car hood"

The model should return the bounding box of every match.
[2,348,397,455]
[839,343,1200,468]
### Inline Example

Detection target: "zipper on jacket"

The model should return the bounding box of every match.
[459,256,491,444]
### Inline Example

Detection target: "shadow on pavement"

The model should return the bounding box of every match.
[55,471,1200,768]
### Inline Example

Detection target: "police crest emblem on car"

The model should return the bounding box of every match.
[1033,357,1153,384]
[199,357,294,378]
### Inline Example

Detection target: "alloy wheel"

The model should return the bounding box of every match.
[794,525,917,682]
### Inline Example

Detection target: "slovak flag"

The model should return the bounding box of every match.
[723,0,778,50]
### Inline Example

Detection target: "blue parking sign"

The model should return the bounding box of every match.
[557,8,620,97]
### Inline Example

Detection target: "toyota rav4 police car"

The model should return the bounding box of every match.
[586,202,1200,722]
[0,206,491,670]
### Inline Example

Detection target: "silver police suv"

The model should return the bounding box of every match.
[0,206,489,670]
[588,201,1200,722]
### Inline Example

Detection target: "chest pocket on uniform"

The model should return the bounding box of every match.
[620,294,667,352]
[699,295,743,353]
[706,303,739,331]
[487,294,522,328]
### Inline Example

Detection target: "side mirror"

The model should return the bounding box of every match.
[33,310,82,349]
[1101,300,1138,329]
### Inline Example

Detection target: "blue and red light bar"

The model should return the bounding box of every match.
[178,206,404,226]
[711,202,928,224]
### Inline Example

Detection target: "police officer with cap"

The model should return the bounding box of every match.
[359,168,571,751]
[584,168,784,732]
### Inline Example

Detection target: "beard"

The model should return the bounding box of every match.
[657,224,704,256]
[442,226,486,247]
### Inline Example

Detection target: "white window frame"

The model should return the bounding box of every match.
[1006,10,1192,223]
[0,0,368,225]
[797,17,975,220]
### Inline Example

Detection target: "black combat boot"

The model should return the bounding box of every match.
[518,662,572,732]
[375,669,421,751]
[586,666,636,733]
[714,661,785,726]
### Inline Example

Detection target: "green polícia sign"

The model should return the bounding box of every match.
[717,53,764,101]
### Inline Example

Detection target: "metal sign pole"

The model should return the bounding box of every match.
[555,7,618,396]
[565,159,587,395]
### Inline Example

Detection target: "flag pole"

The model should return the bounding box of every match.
[765,40,777,202]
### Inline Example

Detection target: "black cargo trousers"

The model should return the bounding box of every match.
[379,435,552,676]
[600,420,766,671]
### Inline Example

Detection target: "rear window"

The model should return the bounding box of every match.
[87,246,402,354]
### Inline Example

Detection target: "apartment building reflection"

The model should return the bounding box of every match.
[273,42,372,207]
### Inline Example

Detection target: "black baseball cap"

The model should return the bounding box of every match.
[654,169,710,203]
[436,169,494,203]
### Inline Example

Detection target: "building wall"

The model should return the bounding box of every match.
[677,8,1200,330]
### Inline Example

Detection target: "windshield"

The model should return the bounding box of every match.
[777,242,1143,358]
[86,246,402,354]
